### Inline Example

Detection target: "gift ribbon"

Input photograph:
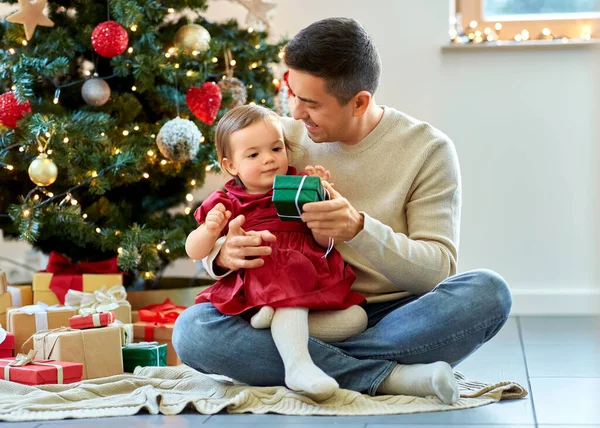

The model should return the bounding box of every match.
[111,320,133,346]
[0,350,64,384]
[0,327,6,345]
[7,303,73,333]
[138,299,186,342]
[44,251,122,305]
[6,286,22,307]
[65,285,129,317]
[89,312,114,327]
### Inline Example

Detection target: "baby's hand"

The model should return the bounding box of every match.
[205,203,232,234]
[305,165,332,184]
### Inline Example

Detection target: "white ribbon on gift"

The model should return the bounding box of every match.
[89,312,114,327]
[65,285,128,316]
[123,341,162,365]
[111,320,133,346]
[8,303,73,333]
[0,350,64,384]
[6,286,22,307]
[0,327,6,345]
[274,176,334,258]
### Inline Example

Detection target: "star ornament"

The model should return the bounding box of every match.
[7,0,55,41]
[237,0,276,27]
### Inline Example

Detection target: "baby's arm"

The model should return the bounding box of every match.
[186,203,232,260]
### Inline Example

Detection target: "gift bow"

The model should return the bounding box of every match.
[65,285,129,316]
[44,251,121,305]
[1,349,65,384]
[138,299,186,342]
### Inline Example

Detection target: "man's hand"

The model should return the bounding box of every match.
[305,165,332,185]
[215,214,277,271]
[301,181,364,242]
[205,203,232,235]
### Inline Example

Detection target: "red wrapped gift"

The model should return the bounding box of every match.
[0,330,14,358]
[69,311,115,330]
[0,350,83,385]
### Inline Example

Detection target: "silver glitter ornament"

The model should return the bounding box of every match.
[156,117,201,162]
[81,78,111,106]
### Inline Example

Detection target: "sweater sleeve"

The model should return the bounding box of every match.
[345,139,461,295]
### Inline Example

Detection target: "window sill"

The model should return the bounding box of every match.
[441,38,600,51]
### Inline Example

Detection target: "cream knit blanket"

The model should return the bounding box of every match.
[0,366,527,421]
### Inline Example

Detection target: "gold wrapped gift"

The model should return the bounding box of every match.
[33,326,123,380]
[33,272,123,306]
[6,305,76,353]
[0,285,34,327]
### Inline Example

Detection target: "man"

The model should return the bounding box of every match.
[173,17,511,404]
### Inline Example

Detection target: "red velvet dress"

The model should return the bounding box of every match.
[194,168,365,315]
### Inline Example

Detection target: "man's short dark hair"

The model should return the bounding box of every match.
[284,17,381,105]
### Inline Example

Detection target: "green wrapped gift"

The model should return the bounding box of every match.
[272,175,326,221]
[122,342,167,372]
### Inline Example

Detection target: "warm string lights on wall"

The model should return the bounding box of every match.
[449,15,594,45]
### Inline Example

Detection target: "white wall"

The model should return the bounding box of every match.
[2,1,599,314]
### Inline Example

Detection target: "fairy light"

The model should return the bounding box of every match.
[114,148,121,154]
[45,132,51,138]
[47,149,53,155]
[21,40,27,46]
[144,272,152,279]
[96,227,101,233]
[190,179,197,186]
[255,44,261,49]
[23,209,30,217]
[230,59,236,66]
[562,37,569,43]
[165,249,170,254]
[147,150,155,156]
[82,213,88,219]
[248,27,254,33]
[192,50,199,56]
[156,243,163,250]
[53,97,59,104]
[521,29,530,41]
[186,193,193,201]
[484,28,492,35]
[122,130,129,136]
[38,145,44,152]
[581,26,592,40]
[205,165,212,171]
[33,194,40,201]
[118,247,123,254]
[542,28,552,37]
[8,48,15,55]
[261,99,266,103]
[248,84,253,89]
[168,47,176,54]
[160,159,167,165]
[128,47,133,53]
[168,8,175,13]
[101,132,105,137]
[186,70,193,77]
[200,136,205,143]
[249,101,256,105]
[134,125,139,131]
[132,86,137,91]
[130,25,138,32]
[165,53,171,58]
[5,165,14,170]
[469,20,478,29]
[10,85,16,90]
[63,137,69,143]
[251,62,258,69]
[91,171,98,177]
[278,51,284,59]
[514,34,523,42]
[48,192,53,197]
[19,146,25,152]
[143,172,149,178]
[174,63,180,69]
[71,199,78,206]
[184,207,192,215]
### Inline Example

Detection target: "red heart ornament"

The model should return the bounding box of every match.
[186,82,222,125]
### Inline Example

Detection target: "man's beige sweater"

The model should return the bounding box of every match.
[205,106,461,303]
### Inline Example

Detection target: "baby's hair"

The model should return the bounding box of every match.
[215,105,295,167]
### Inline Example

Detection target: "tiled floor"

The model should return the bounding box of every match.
[5,316,600,428]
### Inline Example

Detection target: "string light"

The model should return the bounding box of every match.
[156,243,163,250]
[255,44,260,49]
[168,8,175,13]
[165,249,170,254]
[91,171,98,177]
[19,146,25,152]
[190,179,196,186]
[23,209,30,217]
[5,165,14,170]
[185,193,193,201]
[199,136,205,143]
[142,172,149,178]
[131,86,137,91]
[21,40,27,46]
[160,159,167,165]
[165,53,171,58]
[122,130,129,136]
[118,247,123,254]
[469,21,478,29]
[248,27,254,33]
[8,48,15,55]
[96,227,101,233]
[192,51,199,56]
[205,165,212,171]
[82,213,88,219]
[184,207,192,215]
[63,137,69,143]
[130,25,138,32]
[186,70,193,76]
[134,125,139,131]
[230,59,237,66]
[33,194,39,201]
[128,47,133,53]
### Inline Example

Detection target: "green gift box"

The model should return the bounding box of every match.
[122,342,167,372]
[272,175,326,221]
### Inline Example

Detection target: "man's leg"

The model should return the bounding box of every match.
[173,269,511,395]
[334,268,513,368]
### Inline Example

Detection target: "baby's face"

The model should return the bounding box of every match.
[226,119,288,194]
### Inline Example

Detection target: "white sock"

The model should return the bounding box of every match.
[271,307,339,399]
[308,305,368,343]
[250,306,275,329]
[376,362,460,404]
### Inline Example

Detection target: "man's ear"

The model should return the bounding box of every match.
[352,91,372,117]
[221,157,237,176]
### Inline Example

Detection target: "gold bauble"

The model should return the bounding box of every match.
[28,153,58,187]
[218,77,248,109]
[174,24,211,53]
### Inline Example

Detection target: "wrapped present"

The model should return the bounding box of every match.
[33,326,123,380]
[0,327,14,358]
[0,285,34,327]
[65,285,131,324]
[113,321,134,346]
[126,284,209,310]
[272,175,327,221]
[132,299,186,366]
[34,251,123,306]
[0,271,6,294]
[69,311,115,330]
[0,350,83,385]
[122,341,167,373]
[6,304,77,353]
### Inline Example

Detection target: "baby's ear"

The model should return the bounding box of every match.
[221,157,237,176]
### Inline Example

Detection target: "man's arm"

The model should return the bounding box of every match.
[303,140,460,295]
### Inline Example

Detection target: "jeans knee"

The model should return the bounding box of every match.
[172,303,218,364]
[471,268,512,320]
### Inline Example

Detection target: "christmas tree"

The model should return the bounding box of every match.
[0,0,285,281]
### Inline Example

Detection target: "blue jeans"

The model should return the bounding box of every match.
[172,269,512,396]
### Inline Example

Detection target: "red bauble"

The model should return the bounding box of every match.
[186,82,222,125]
[91,21,128,58]
[0,91,32,128]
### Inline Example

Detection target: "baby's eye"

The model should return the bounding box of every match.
[273,147,283,152]
[248,153,258,158]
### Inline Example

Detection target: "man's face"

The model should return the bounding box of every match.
[287,69,354,143]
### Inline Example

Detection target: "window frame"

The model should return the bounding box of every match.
[456,0,599,41]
